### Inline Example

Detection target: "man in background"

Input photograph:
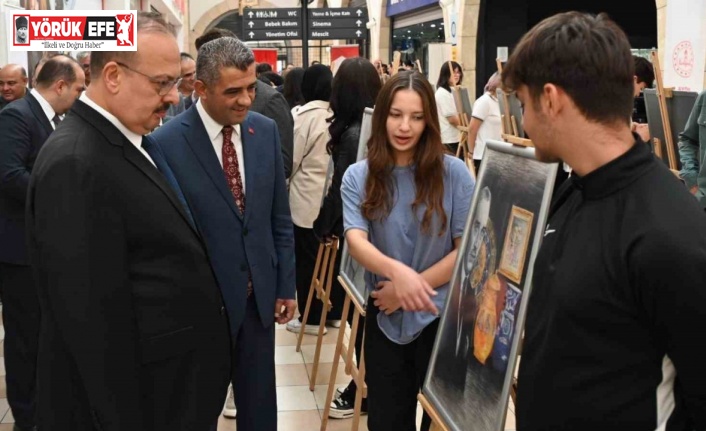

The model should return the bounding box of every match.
[0,54,84,431]
[76,52,91,87]
[678,89,706,210]
[194,28,294,178]
[167,53,197,118]
[0,64,28,110]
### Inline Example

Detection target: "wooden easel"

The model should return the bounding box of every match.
[418,393,450,431]
[296,237,339,391]
[392,51,402,75]
[650,50,679,172]
[320,276,367,431]
[447,61,475,176]
[495,59,534,149]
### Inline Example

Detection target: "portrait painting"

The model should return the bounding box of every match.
[423,140,558,431]
[498,206,533,284]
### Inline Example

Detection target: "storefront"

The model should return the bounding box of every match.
[387,0,444,75]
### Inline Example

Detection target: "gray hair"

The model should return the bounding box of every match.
[76,51,90,63]
[196,37,255,86]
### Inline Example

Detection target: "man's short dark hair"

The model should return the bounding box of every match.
[502,12,634,126]
[90,12,175,77]
[256,63,273,75]
[36,55,79,88]
[194,28,236,51]
[633,56,654,87]
[180,52,194,61]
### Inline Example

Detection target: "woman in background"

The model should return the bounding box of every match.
[287,65,334,336]
[341,71,474,431]
[313,57,382,420]
[283,67,305,116]
[467,73,502,173]
[435,61,463,155]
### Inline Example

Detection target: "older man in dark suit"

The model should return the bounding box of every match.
[151,37,296,431]
[194,28,294,178]
[26,12,231,431]
[0,54,84,431]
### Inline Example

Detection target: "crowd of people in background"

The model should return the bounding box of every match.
[0,9,705,431]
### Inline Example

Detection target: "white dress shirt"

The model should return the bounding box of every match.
[195,100,246,193]
[79,93,155,167]
[30,88,57,130]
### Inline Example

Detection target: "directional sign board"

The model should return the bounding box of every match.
[242,8,302,40]
[308,8,368,39]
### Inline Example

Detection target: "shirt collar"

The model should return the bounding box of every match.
[79,93,143,149]
[570,134,655,200]
[195,99,240,141]
[30,88,56,124]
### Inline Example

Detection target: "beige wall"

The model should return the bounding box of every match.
[655,0,706,88]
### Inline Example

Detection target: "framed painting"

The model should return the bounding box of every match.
[338,106,374,310]
[423,140,558,431]
[497,206,534,284]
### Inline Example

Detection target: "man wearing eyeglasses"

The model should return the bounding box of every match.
[76,51,91,87]
[26,12,231,431]
[166,53,197,118]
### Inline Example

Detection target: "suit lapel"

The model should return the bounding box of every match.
[25,92,53,136]
[71,101,200,237]
[182,108,243,221]
[241,115,257,225]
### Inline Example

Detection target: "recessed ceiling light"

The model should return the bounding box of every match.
[430,24,436,28]
[407,30,411,33]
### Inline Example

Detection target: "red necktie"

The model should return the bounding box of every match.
[221,126,253,296]
[222,126,246,213]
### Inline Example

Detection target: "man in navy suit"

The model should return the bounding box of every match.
[151,37,296,431]
[0,54,84,431]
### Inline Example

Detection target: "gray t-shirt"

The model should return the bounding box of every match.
[341,155,475,344]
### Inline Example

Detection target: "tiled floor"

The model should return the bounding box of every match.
[0,316,517,431]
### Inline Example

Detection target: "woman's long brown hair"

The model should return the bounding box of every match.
[362,71,447,235]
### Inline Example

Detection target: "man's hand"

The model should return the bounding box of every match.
[275,299,297,324]
[372,281,402,315]
[634,123,650,142]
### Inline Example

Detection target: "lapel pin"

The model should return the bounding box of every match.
[248,127,255,135]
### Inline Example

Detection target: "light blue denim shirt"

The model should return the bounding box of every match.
[341,155,474,344]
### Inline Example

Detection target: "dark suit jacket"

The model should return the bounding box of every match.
[150,107,295,333]
[251,80,294,179]
[0,92,53,265]
[26,100,231,431]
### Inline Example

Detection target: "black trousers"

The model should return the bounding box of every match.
[294,225,345,324]
[232,296,276,431]
[364,300,438,431]
[0,263,39,429]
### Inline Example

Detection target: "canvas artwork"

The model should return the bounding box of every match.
[496,89,524,138]
[338,106,374,310]
[643,88,697,170]
[424,140,557,431]
[452,87,473,120]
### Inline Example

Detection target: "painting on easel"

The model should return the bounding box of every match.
[643,88,697,170]
[423,140,557,431]
[339,106,374,309]
[496,89,524,138]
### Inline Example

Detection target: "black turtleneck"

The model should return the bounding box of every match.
[517,138,706,431]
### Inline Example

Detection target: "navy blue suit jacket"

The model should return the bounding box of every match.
[150,106,295,332]
[0,92,53,265]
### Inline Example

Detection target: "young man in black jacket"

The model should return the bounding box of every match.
[502,12,706,431]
